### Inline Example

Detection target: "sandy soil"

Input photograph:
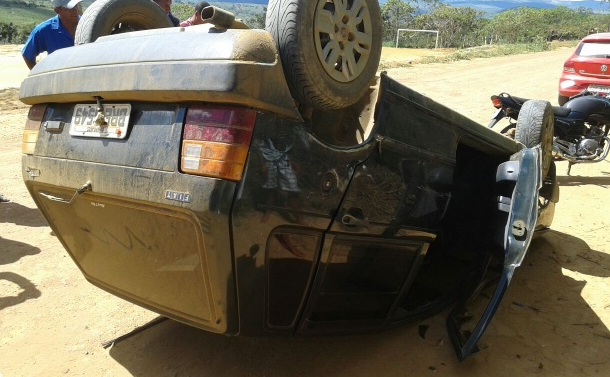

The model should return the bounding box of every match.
[1,45,610,377]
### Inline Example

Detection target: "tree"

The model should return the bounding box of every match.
[429,5,483,48]
[0,22,18,44]
[381,0,416,44]
[172,3,194,23]
[247,8,266,30]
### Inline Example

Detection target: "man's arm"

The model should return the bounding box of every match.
[23,56,36,70]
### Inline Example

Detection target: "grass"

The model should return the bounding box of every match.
[0,5,54,27]
[0,1,96,27]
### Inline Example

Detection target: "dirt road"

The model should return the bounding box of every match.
[1,46,610,376]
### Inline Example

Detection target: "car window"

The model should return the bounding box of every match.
[577,42,610,57]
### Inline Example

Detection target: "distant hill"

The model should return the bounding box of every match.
[198,0,609,16]
[2,0,607,29]
[189,0,609,15]
[207,0,267,3]
[445,0,608,15]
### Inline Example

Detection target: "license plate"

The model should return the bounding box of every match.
[588,84,610,94]
[69,103,131,139]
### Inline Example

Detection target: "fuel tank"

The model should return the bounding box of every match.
[564,96,610,120]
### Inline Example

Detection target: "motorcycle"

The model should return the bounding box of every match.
[488,90,610,175]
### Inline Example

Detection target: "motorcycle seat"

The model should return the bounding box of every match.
[512,95,572,118]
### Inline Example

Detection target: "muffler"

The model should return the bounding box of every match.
[201,6,249,29]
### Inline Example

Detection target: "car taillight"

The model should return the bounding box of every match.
[563,61,575,73]
[181,105,256,181]
[22,104,47,154]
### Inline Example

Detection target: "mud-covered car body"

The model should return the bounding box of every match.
[20,26,553,361]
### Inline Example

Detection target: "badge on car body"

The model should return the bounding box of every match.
[165,190,191,203]
[602,65,608,72]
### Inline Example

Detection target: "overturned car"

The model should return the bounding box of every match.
[19,0,558,361]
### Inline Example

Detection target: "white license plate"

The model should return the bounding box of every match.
[69,103,131,139]
[588,84,610,94]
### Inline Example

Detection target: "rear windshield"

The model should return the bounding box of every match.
[577,42,610,58]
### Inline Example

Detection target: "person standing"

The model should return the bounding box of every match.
[179,1,210,27]
[152,0,180,27]
[21,0,83,70]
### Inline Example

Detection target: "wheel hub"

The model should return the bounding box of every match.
[314,0,374,82]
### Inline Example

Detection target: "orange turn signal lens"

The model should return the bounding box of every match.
[181,140,249,180]
[180,105,256,181]
[22,104,47,154]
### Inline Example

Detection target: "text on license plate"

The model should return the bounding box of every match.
[588,84,610,94]
[69,103,131,139]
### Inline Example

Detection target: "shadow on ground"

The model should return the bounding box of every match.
[557,175,610,187]
[0,236,41,265]
[103,229,610,376]
[0,201,48,228]
[0,271,41,310]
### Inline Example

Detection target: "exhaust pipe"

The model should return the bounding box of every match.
[201,6,249,29]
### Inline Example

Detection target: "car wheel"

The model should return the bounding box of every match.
[515,100,554,178]
[558,94,569,106]
[265,0,382,110]
[75,0,173,45]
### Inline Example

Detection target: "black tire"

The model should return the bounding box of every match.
[558,94,569,106]
[265,0,382,110]
[75,0,173,45]
[515,100,554,178]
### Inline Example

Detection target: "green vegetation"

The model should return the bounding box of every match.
[1,0,607,56]
[384,1,610,49]
[0,1,54,43]
[0,5,54,25]
[0,0,94,43]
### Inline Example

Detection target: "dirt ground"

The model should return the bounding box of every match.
[1,44,610,377]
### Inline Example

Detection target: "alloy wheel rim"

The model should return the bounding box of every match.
[314,0,374,83]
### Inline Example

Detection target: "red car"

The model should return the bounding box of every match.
[558,33,610,105]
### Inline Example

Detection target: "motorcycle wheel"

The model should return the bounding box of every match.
[75,0,173,45]
[515,100,554,178]
[265,0,382,110]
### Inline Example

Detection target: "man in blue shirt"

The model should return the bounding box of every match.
[22,0,83,70]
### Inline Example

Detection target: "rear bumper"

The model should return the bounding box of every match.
[19,27,301,120]
[23,154,238,334]
[558,73,610,97]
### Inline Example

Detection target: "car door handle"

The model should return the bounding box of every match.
[341,213,369,227]
[38,181,92,205]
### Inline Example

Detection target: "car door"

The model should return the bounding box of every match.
[297,74,544,360]
[296,73,459,333]
[446,145,542,361]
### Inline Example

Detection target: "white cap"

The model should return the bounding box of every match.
[52,0,83,9]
